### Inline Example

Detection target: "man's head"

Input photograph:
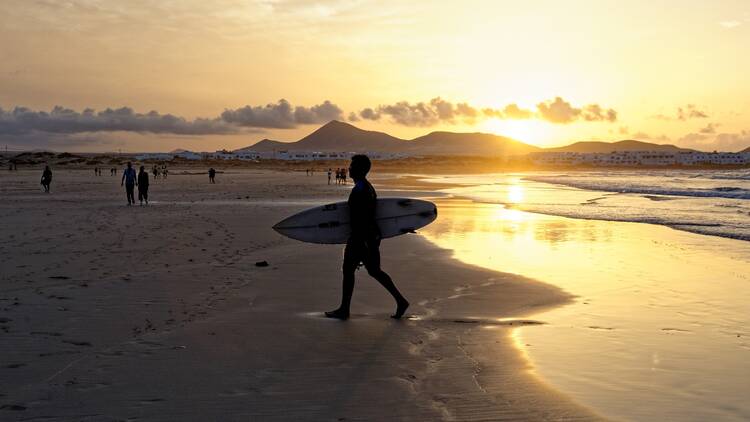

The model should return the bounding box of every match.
[140,165,145,172]
[127,162,132,168]
[349,155,371,180]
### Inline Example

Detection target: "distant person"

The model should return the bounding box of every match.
[137,165,149,205]
[153,165,159,180]
[121,162,137,205]
[341,167,347,185]
[40,165,52,193]
[327,168,332,185]
[325,155,409,320]
[208,167,216,183]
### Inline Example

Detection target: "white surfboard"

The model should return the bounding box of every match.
[273,198,438,244]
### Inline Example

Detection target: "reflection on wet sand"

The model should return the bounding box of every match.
[421,192,750,422]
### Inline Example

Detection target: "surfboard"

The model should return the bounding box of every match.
[272,198,438,244]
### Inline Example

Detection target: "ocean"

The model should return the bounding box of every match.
[417,170,750,421]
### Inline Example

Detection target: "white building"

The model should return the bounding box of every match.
[234,150,404,161]
[530,150,750,167]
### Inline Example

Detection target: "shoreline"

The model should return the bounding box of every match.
[0,168,604,420]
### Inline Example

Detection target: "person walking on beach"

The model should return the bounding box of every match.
[327,168,332,185]
[325,155,409,320]
[208,167,216,184]
[137,165,149,205]
[121,162,137,205]
[40,165,52,193]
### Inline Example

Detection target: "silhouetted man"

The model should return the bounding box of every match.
[137,165,149,205]
[208,167,216,183]
[121,162,137,205]
[40,165,52,193]
[325,155,409,320]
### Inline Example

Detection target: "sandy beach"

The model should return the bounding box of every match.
[0,169,603,421]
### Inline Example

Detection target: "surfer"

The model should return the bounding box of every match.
[325,155,409,320]
[121,162,137,205]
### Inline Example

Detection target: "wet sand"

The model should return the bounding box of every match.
[0,169,603,421]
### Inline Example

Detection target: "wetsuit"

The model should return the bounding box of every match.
[122,167,137,204]
[137,170,149,203]
[330,177,406,317]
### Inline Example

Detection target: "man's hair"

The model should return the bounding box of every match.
[350,154,371,175]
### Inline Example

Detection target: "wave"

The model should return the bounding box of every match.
[525,176,750,200]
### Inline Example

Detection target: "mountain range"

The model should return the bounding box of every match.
[235,120,732,156]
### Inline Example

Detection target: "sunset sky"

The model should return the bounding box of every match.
[1,0,749,152]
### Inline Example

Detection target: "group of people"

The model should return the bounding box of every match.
[152,164,168,179]
[34,155,407,319]
[7,163,18,171]
[38,162,219,204]
[327,168,348,185]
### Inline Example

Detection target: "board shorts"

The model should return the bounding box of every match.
[343,237,381,271]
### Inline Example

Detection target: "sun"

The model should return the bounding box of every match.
[481,118,553,146]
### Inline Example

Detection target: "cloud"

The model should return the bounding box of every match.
[483,104,534,119]
[364,96,616,126]
[582,104,618,122]
[653,104,709,121]
[679,130,750,152]
[221,99,342,129]
[677,104,708,120]
[699,123,719,134]
[536,97,580,123]
[0,106,233,135]
[347,111,360,121]
[534,97,616,124]
[720,20,742,28]
[358,97,479,127]
[359,107,381,121]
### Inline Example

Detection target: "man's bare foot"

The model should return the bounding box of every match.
[391,299,409,319]
[324,309,350,320]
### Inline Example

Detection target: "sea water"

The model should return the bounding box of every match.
[417,170,750,421]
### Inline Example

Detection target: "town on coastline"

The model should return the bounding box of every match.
[3,121,750,169]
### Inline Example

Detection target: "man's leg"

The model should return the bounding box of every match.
[325,242,359,320]
[363,240,409,319]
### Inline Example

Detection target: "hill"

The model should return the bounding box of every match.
[239,121,406,153]
[548,140,691,153]
[407,131,539,156]
[237,121,535,156]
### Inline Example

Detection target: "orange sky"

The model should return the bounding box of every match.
[1,0,749,152]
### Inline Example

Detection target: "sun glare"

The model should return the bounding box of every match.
[481,118,553,146]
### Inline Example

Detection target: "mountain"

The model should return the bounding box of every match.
[741,146,750,153]
[237,120,535,156]
[548,140,691,153]
[239,121,406,153]
[407,131,539,155]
